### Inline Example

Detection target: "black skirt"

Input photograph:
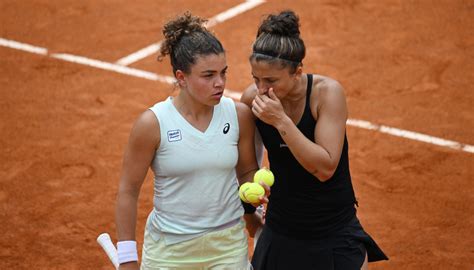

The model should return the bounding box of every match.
[251,216,388,270]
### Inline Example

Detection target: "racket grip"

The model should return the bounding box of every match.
[97,233,119,269]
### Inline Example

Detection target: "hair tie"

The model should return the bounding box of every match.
[252,52,301,64]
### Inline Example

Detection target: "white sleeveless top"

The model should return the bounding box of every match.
[147,96,243,244]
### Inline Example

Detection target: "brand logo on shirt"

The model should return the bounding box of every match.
[223,123,230,134]
[280,143,288,148]
[167,129,182,142]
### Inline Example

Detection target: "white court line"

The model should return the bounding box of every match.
[1,37,473,154]
[205,0,266,28]
[347,119,474,153]
[0,37,174,82]
[115,42,162,67]
[115,0,265,66]
[0,37,48,55]
[51,53,175,83]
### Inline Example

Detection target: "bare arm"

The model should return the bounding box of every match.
[238,90,267,237]
[240,85,265,167]
[252,78,347,181]
[235,101,259,185]
[115,110,160,242]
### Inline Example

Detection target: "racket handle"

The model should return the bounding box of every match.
[97,233,119,269]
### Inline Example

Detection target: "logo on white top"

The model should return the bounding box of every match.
[167,130,182,142]
[223,123,230,134]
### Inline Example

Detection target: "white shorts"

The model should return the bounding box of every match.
[140,219,251,270]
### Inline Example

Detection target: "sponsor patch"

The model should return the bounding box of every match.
[167,129,182,142]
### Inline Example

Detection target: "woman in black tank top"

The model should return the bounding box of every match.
[240,10,388,270]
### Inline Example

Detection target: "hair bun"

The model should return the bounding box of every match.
[161,11,207,56]
[258,10,300,38]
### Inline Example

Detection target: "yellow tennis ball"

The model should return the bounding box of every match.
[240,183,265,204]
[239,182,252,203]
[254,167,274,187]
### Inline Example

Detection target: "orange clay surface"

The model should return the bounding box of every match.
[1,1,473,269]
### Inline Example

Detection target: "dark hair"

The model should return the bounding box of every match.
[159,11,224,75]
[250,10,305,73]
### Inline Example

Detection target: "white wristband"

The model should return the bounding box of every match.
[117,240,138,264]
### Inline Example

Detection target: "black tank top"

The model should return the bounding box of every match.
[256,74,357,239]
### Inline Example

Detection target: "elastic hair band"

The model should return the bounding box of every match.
[252,52,301,64]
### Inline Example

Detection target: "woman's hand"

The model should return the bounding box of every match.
[119,261,139,270]
[244,209,265,238]
[251,88,288,128]
[252,181,271,207]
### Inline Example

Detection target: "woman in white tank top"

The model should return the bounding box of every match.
[115,12,268,270]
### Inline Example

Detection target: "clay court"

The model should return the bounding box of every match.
[1,0,473,269]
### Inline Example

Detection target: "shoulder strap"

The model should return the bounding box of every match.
[305,74,313,107]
